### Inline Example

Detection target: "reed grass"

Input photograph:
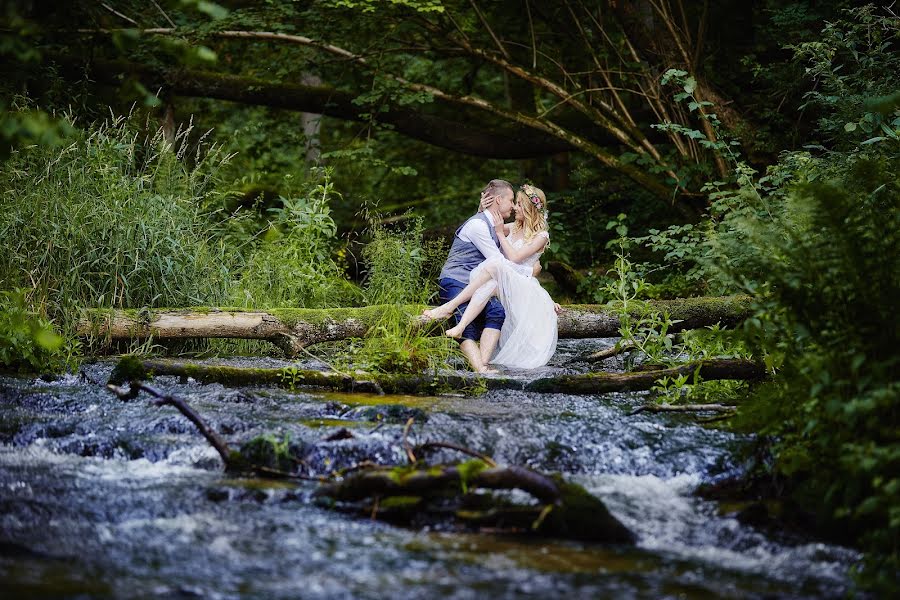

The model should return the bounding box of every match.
[0,111,236,339]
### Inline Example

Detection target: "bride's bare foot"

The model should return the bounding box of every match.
[476,366,498,374]
[445,325,464,339]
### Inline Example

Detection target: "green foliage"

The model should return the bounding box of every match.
[0,111,235,341]
[322,0,444,13]
[232,168,362,309]
[361,214,443,306]
[697,8,900,588]
[0,289,77,373]
[790,5,900,149]
[340,214,455,373]
[603,238,678,369]
[726,156,899,583]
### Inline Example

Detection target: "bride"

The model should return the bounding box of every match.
[424,184,558,369]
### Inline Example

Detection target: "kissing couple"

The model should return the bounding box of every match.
[422,179,560,373]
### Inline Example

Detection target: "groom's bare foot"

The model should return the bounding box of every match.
[445,325,464,339]
[421,305,453,321]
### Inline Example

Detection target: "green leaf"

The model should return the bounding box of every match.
[194,46,218,63]
[844,122,857,132]
[33,328,63,351]
[195,1,229,19]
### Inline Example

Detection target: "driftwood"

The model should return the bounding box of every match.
[79,296,751,356]
[314,462,636,544]
[116,357,765,396]
[586,340,637,362]
[107,380,234,464]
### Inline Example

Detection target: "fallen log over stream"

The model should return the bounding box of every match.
[114,357,765,396]
[80,296,751,356]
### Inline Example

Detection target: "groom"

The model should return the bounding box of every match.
[437,179,515,372]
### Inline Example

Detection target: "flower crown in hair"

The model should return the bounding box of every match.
[521,185,543,210]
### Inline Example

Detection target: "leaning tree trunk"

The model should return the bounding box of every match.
[80,296,752,356]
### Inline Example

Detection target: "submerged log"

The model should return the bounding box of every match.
[80,296,752,355]
[314,461,636,543]
[118,357,765,395]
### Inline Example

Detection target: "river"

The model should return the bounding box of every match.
[0,340,861,598]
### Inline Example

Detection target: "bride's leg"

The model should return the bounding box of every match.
[422,261,498,321]
[446,280,497,339]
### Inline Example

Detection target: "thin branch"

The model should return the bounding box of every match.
[586,340,636,362]
[421,19,652,156]
[415,441,498,468]
[150,0,176,28]
[101,2,139,26]
[107,382,232,465]
[536,86,656,118]
[525,0,536,68]
[692,0,709,70]
[467,0,511,60]
[402,417,416,464]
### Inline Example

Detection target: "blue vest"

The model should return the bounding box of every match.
[439,213,501,284]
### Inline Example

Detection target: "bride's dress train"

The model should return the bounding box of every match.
[469,232,557,369]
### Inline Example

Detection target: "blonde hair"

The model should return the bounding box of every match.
[514,184,548,243]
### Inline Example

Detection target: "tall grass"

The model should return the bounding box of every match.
[344,214,457,372]
[0,111,236,337]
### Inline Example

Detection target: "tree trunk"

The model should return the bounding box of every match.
[79,296,752,355]
[60,57,573,160]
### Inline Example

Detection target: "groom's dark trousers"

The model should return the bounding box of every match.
[438,211,506,343]
[438,277,505,342]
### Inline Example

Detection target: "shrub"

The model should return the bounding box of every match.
[0,289,76,373]
[231,169,362,309]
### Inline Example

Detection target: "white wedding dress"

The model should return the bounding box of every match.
[469,231,557,369]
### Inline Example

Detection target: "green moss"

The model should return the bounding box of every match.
[238,434,295,472]
[533,476,635,544]
[456,459,488,493]
[379,495,423,509]
[108,355,149,385]
[409,532,648,574]
[315,391,446,409]
[269,305,392,329]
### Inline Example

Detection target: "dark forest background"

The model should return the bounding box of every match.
[1,0,898,591]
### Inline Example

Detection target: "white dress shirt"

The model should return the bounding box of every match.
[458,211,503,261]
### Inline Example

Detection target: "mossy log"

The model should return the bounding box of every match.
[314,461,635,543]
[524,359,766,394]
[80,296,751,356]
[119,357,764,395]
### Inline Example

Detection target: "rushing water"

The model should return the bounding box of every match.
[0,340,862,598]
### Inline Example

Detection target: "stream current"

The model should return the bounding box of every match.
[0,339,861,598]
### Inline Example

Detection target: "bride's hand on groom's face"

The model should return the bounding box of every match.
[491,207,506,229]
[479,192,495,213]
